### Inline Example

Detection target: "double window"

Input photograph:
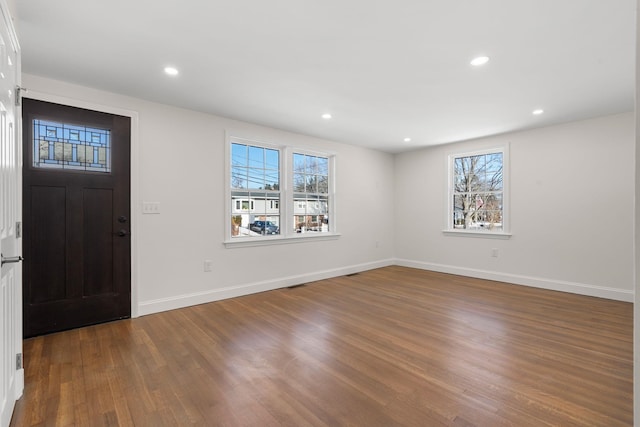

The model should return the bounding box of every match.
[228,137,334,242]
[447,146,509,235]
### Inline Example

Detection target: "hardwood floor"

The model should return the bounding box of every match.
[10,266,632,426]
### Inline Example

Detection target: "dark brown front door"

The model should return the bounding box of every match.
[22,98,131,337]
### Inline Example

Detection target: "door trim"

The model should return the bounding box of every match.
[22,91,140,317]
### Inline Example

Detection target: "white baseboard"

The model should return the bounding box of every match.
[15,369,24,399]
[137,257,632,316]
[137,258,395,316]
[394,258,634,302]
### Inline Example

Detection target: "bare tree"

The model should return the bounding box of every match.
[231,171,245,189]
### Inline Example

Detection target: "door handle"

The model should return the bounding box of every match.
[117,229,130,237]
[1,253,23,266]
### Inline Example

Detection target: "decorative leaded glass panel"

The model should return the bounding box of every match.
[33,119,111,172]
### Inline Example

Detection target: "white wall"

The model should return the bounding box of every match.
[395,113,635,301]
[22,73,396,316]
[21,73,635,312]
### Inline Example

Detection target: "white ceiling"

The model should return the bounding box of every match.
[14,0,636,153]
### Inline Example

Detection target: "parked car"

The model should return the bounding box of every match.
[250,220,279,235]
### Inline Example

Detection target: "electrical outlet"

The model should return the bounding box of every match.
[491,248,499,258]
[204,260,213,272]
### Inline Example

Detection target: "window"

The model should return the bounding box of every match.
[293,153,329,233]
[448,147,508,235]
[230,142,280,237]
[227,137,335,243]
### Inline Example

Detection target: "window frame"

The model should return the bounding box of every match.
[444,145,511,239]
[225,135,338,247]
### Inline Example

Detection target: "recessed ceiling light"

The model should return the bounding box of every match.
[470,56,490,67]
[532,109,544,115]
[403,137,412,142]
[321,113,332,120]
[164,66,179,76]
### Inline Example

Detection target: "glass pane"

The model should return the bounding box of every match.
[487,168,503,191]
[231,143,248,166]
[305,175,317,193]
[266,195,280,214]
[485,193,503,213]
[231,191,250,237]
[231,191,250,214]
[265,170,279,190]
[317,157,328,176]
[293,173,306,192]
[293,194,307,215]
[485,153,503,173]
[454,157,463,175]
[453,194,467,228]
[293,153,305,174]
[474,155,486,176]
[320,214,330,232]
[33,119,111,172]
[248,146,264,168]
[307,156,319,174]
[317,196,328,214]
[231,167,247,189]
[306,195,320,214]
[293,213,329,233]
[249,215,280,235]
[494,193,503,209]
[458,157,471,178]
[250,219,280,237]
[477,171,490,192]
[265,148,279,170]
[247,168,264,189]
[250,196,266,214]
[318,176,329,193]
[485,210,503,230]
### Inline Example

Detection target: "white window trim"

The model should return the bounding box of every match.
[444,144,511,239]
[224,134,338,247]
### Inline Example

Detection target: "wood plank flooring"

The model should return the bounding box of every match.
[10,266,633,426]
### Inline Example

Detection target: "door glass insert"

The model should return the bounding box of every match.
[33,119,111,172]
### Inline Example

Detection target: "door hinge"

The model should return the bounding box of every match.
[16,353,22,370]
[16,221,21,238]
[15,86,26,107]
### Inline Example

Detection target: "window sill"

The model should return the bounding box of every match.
[442,229,512,239]
[224,233,341,248]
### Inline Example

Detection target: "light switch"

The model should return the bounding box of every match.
[142,202,160,214]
